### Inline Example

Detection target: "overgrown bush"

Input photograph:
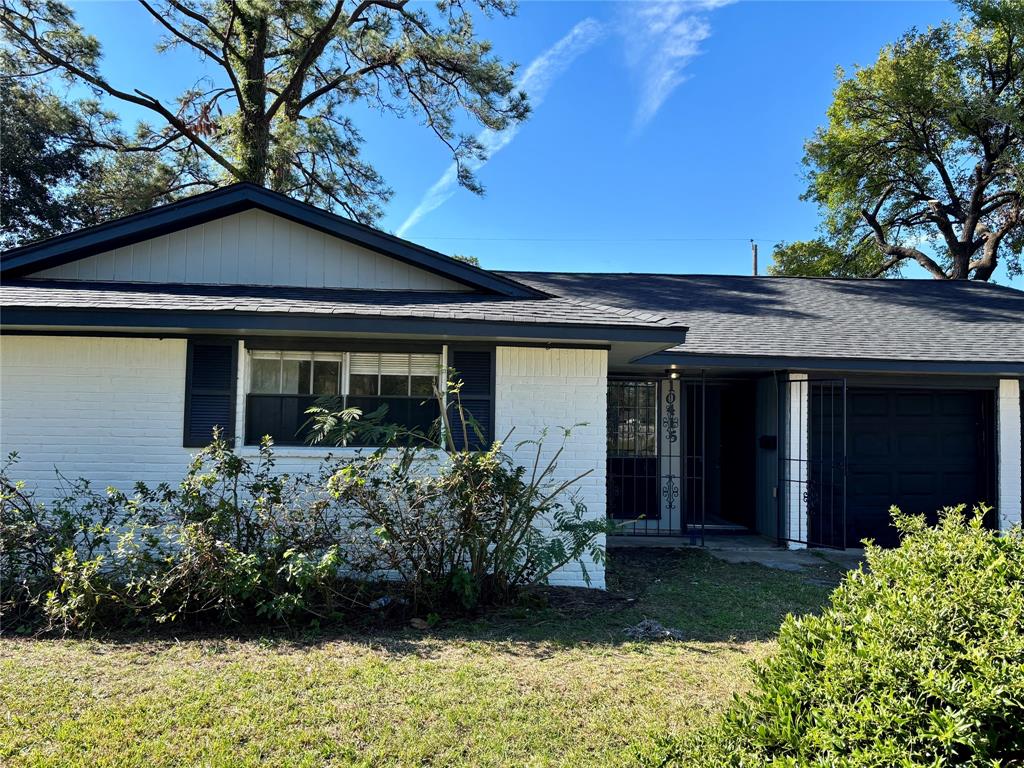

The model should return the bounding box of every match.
[310,376,608,611]
[327,428,607,611]
[638,506,1024,767]
[1,382,607,633]
[1,438,359,634]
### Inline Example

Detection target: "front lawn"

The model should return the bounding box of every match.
[0,549,846,767]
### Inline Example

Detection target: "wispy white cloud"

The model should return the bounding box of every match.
[397,18,605,237]
[624,0,733,131]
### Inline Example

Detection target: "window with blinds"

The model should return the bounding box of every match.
[244,350,443,446]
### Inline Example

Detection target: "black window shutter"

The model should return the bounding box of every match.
[447,347,495,450]
[184,339,237,447]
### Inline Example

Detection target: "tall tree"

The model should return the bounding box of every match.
[1,70,92,247]
[1,0,527,225]
[1,53,191,247]
[0,67,181,247]
[772,0,1023,281]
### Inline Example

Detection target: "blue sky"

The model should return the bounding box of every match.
[70,0,982,279]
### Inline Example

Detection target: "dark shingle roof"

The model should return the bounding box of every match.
[501,272,1024,365]
[0,279,682,331]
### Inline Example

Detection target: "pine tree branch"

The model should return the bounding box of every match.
[0,8,242,179]
[135,0,225,66]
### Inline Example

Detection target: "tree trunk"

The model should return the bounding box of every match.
[970,237,1000,281]
[233,11,270,185]
[948,243,972,280]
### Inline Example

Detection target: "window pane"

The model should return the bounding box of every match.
[410,376,436,397]
[250,356,281,393]
[350,373,378,396]
[282,358,310,394]
[380,374,408,396]
[312,360,340,395]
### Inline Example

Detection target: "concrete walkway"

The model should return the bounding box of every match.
[609,533,865,573]
[705,540,864,573]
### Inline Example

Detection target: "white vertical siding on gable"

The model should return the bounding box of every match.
[149,234,169,282]
[167,230,188,282]
[30,209,472,291]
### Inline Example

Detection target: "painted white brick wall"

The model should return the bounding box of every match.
[997,378,1023,531]
[1,336,610,590]
[0,336,194,494]
[494,346,608,589]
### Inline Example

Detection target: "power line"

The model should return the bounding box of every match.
[410,235,788,243]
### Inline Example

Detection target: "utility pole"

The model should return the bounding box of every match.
[751,240,758,276]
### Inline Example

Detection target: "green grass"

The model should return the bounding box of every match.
[0,549,847,767]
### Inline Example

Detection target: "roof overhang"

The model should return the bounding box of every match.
[1,308,686,366]
[634,351,1024,377]
[0,184,544,299]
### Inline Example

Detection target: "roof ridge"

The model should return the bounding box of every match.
[499,269,1023,287]
[556,296,683,328]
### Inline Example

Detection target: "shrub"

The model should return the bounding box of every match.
[0,437,359,634]
[639,506,1024,768]
[310,376,608,611]
[327,428,607,611]
[1,385,607,632]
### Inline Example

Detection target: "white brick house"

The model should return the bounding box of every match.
[2,184,1022,588]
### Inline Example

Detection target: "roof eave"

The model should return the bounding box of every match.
[0,306,688,348]
[636,351,1024,376]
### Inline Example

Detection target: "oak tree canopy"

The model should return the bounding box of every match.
[772,0,1023,281]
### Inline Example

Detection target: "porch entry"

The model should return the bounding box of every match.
[606,377,757,542]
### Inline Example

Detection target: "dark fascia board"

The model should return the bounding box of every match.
[1,306,687,346]
[0,183,544,299]
[638,351,1024,376]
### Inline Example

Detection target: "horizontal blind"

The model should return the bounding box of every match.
[349,352,380,375]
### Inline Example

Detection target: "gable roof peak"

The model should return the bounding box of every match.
[1,183,544,298]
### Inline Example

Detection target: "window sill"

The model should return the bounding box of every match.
[236,443,447,460]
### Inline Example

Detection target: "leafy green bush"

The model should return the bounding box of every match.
[1,436,359,633]
[639,506,1024,768]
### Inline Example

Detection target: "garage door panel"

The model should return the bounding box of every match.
[851,430,890,459]
[939,472,985,504]
[850,393,888,417]
[940,393,976,416]
[897,471,939,497]
[842,388,992,549]
[940,432,978,459]
[849,470,892,498]
[896,432,935,456]
[895,393,934,416]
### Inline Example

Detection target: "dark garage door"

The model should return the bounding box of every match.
[846,388,994,548]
